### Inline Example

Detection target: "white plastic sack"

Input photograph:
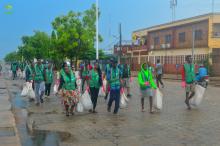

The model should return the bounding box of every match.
[27,88,35,99]
[80,90,93,110]
[53,84,58,94]
[76,102,84,113]
[120,91,128,108]
[99,87,105,97]
[190,84,206,106]
[153,88,163,110]
[21,83,29,96]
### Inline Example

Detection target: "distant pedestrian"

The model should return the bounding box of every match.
[107,59,121,114]
[138,62,157,113]
[121,60,132,97]
[33,59,45,106]
[104,60,111,100]
[0,64,2,76]
[11,62,18,80]
[44,63,53,98]
[156,59,164,88]
[181,55,195,110]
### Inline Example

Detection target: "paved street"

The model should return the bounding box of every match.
[4,76,220,146]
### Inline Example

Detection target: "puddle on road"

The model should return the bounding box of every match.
[11,93,69,146]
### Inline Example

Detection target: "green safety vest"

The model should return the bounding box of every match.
[110,67,120,90]
[34,64,44,81]
[45,68,53,83]
[11,63,17,71]
[60,69,76,90]
[89,69,100,88]
[184,63,195,84]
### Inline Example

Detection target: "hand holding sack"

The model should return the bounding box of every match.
[153,88,163,110]
[190,84,206,106]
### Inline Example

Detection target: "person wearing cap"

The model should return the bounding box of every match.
[181,55,196,110]
[138,62,157,113]
[59,62,79,117]
[33,59,45,106]
[107,59,121,114]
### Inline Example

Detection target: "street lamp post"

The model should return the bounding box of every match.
[96,0,99,60]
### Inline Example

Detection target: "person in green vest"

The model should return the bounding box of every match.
[121,60,132,97]
[81,61,90,93]
[33,59,45,106]
[44,63,53,98]
[59,62,79,117]
[107,59,121,114]
[138,62,157,113]
[25,61,35,91]
[88,63,102,113]
[11,62,18,80]
[181,55,195,110]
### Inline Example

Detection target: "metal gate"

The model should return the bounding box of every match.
[212,48,220,76]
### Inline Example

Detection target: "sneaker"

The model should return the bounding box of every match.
[35,102,40,106]
[89,109,93,113]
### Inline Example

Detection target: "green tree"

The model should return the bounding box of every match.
[52,4,103,67]
[4,51,19,62]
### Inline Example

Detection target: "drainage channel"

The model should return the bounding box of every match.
[11,92,61,146]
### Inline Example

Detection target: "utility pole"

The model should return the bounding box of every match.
[119,23,122,64]
[96,0,99,60]
[170,0,177,22]
[192,26,195,63]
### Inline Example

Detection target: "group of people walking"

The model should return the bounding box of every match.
[12,54,208,117]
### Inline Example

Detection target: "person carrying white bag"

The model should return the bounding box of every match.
[189,84,206,106]
[138,62,157,113]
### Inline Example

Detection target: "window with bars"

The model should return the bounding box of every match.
[195,29,203,40]
[165,34,172,44]
[178,32,186,43]
[154,37,160,45]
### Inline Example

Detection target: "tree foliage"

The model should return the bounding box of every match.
[4,4,107,66]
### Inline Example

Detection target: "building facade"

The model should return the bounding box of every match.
[115,13,220,75]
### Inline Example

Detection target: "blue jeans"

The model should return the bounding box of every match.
[34,81,44,103]
[108,89,120,113]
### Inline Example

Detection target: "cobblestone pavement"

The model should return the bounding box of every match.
[6,78,220,146]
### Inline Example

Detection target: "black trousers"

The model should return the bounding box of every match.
[45,83,52,96]
[90,87,100,110]
[156,74,164,87]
